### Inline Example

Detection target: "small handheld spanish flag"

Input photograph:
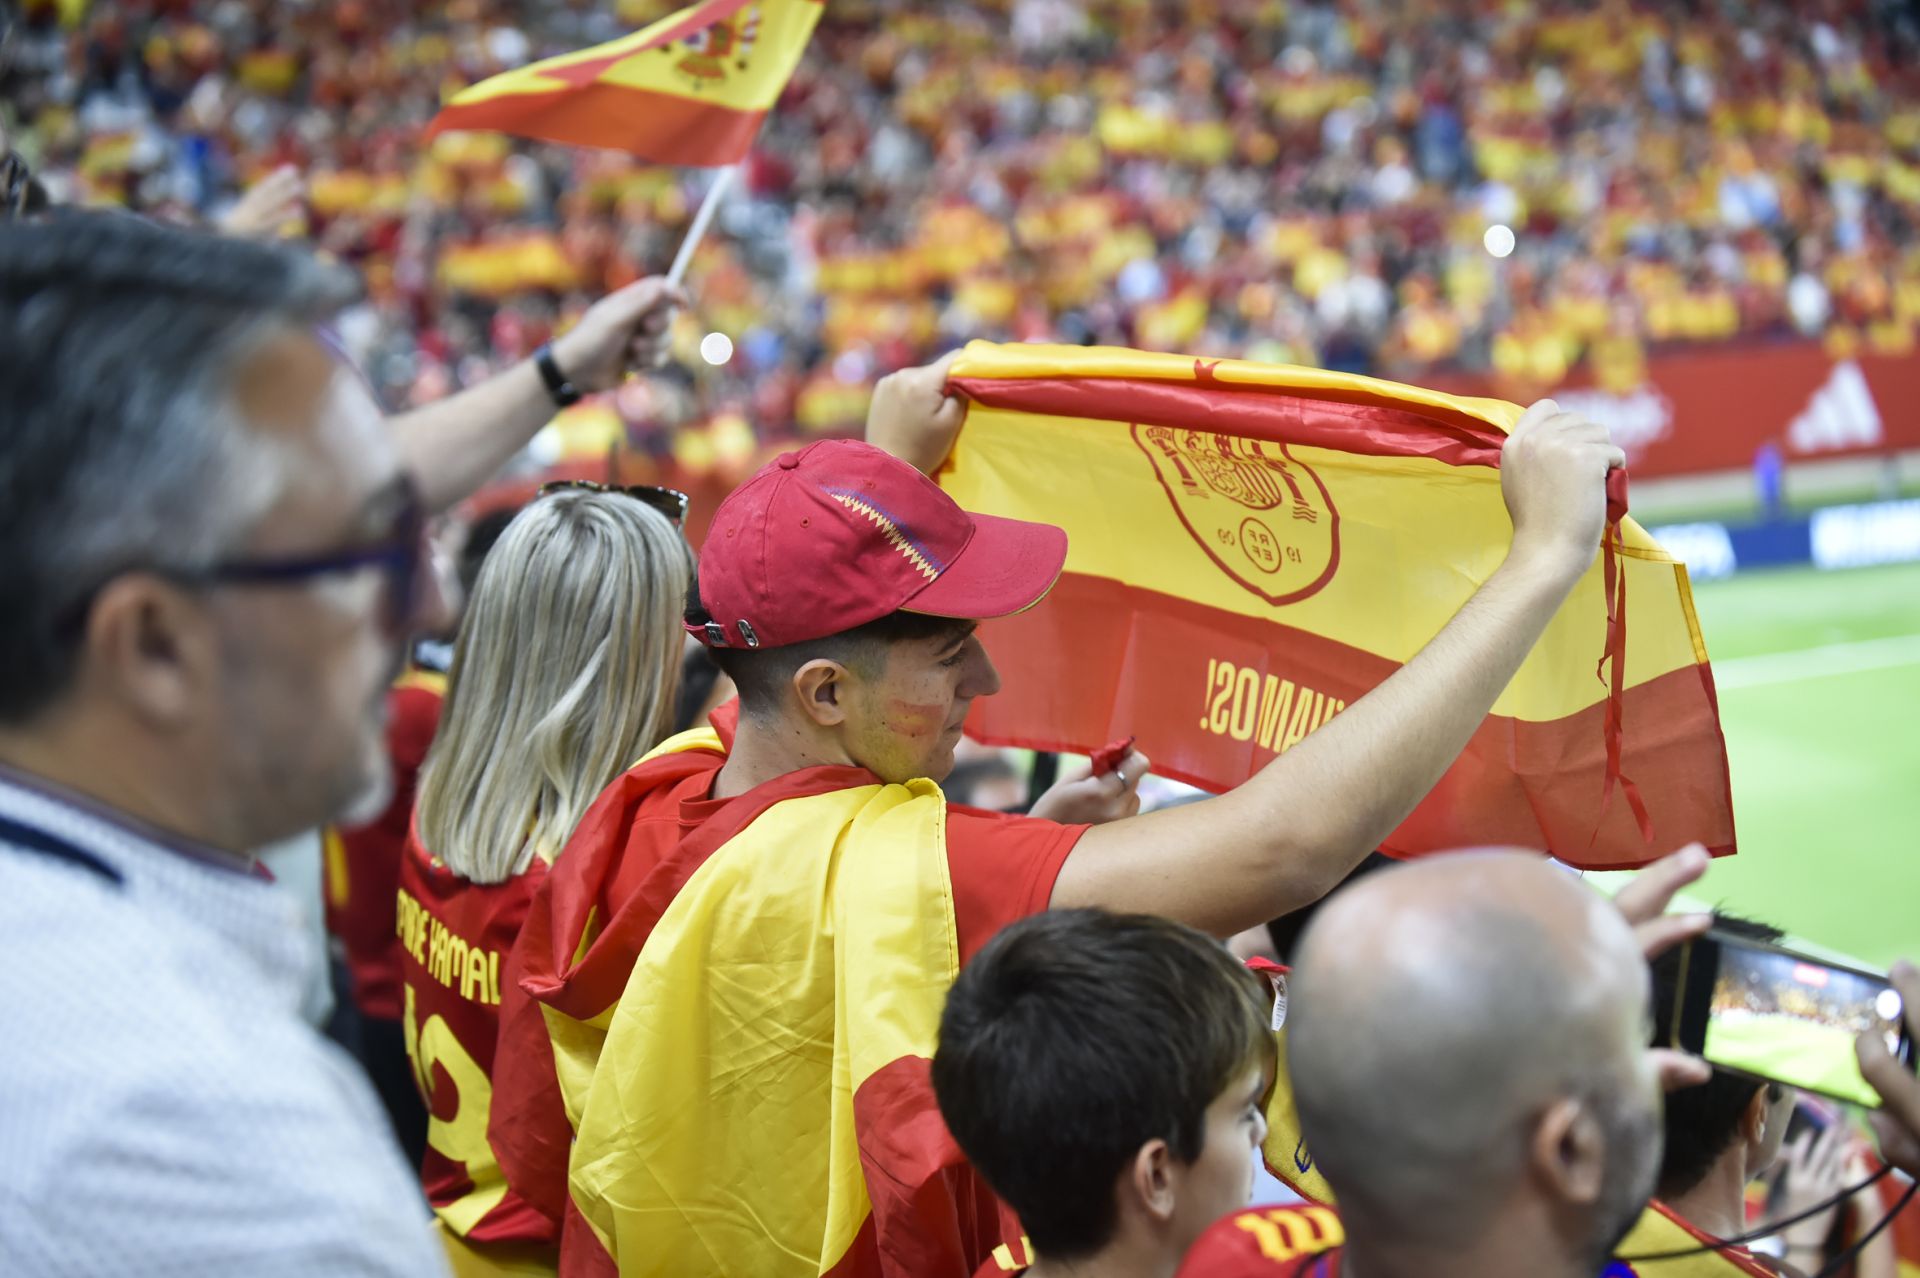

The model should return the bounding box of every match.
[426,0,823,164]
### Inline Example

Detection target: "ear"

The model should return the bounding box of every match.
[1741,1087,1771,1151]
[1532,1096,1605,1207]
[1126,1138,1178,1226]
[84,574,213,731]
[790,658,851,728]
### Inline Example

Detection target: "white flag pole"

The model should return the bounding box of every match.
[666,164,737,287]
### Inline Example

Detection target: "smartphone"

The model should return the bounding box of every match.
[1671,931,1914,1109]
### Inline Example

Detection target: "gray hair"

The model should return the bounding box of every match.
[0,212,362,722]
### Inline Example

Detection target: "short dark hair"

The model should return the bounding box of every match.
[689,570,969,714]
[0,212,360,722]
[933,909,1273,1260]
[1649,912,1785,1199]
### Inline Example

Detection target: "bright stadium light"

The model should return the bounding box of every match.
[700,332,734,366]
[1483,224,1516,259]
[1878,988,1904,1022]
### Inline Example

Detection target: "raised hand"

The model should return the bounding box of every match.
[1612,844,1714,1091]
[552,276,690,391]
[866,349,967,475]
[1500,398,1628,583]
[218,165,305,239]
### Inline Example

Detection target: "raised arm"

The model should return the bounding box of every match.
[390,277,686,511]
[1050,400,1623,936]
[863,360,1625,935]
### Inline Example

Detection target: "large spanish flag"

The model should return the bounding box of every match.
[498,713,1015,1277]
[942,343,1736,869]
[425,0,824,164]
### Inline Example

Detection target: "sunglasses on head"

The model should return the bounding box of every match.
[536,480,690,529]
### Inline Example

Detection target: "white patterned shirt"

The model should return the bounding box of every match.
[0,764,451,1278]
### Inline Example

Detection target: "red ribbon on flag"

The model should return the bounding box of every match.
[1593,468,1655,848]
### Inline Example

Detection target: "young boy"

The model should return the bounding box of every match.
[933,908,1276,1278]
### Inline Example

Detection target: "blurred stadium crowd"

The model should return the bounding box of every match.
[7,0,1920,475]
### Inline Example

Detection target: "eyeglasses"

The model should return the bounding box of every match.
[54,478,437,659]
[189,485,430,636]
[536,480,690,529]
[56,483,431,641]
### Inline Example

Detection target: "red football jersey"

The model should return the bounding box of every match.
[396,831,556,1246]
[328,669,445,1020]
[1177,1206,1346,1278]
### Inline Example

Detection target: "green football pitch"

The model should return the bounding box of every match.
[1704,1011,1881,1108]
[1591,560,1920,970]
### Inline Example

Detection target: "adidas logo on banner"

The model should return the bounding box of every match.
[1788,361,1883,453]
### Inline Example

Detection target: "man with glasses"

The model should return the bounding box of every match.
[0,211,679,1275]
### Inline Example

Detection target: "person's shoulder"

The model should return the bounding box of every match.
[393,666,449,703]
[940,803,1089,953]
[5,1041,445,1276]
[943,802,1090,877]
[0,892,414,1211]
[945,802,1088,843]
[942,802,1088,877]
[0,848,178,1005]
[388,672,448,758]
[1177,1205,1346,1277]
[406,842,545,933]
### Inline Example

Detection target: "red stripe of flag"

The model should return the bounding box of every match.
[949,374,1510,469]
[427,88,768,165]
[966,571,1736,868]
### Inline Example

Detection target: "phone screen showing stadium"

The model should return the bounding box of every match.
[1697,938,1907,1109]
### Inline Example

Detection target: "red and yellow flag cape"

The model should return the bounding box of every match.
[500,720,1015,1277]
[1241,961,1334,1207]
[426,0,823,164]
[942,343,1737,869]
[1615,1201,1777,1275]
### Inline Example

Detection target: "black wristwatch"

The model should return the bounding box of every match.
[534,342,583,408]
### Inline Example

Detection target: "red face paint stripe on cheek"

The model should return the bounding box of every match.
[884,699,949,737]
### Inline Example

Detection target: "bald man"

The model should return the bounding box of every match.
[1178,847,1715,1278]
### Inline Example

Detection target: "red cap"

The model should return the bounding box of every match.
[689,439,1067,649]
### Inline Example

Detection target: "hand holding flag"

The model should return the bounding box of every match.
[552,276,690,387]
[865,350,969,475]
[1500,398,1630,582]
[1029,744,1152,825]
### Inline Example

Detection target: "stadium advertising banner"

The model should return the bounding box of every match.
[941,342,1736,870]
[1434,342,1920,479]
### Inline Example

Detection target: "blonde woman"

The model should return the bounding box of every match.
[393,484,692,1270]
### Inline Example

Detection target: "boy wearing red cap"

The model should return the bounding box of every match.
[492,376,1623,1277]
